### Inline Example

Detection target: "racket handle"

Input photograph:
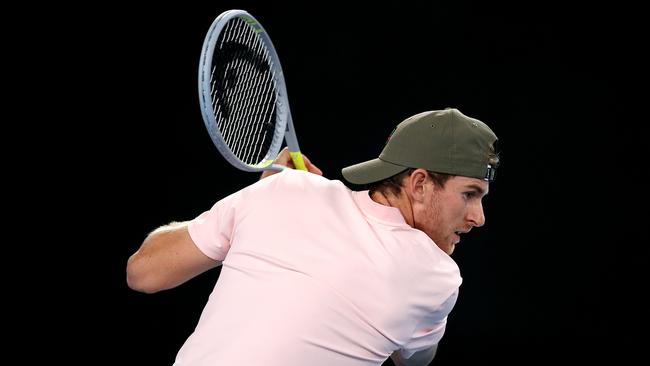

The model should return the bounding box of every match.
[289,151,307,171]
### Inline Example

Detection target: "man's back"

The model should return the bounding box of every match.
[175,170,461,366]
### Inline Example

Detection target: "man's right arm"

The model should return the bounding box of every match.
[390,345,437,366]
[260,147,323,179]
[126,221,221,293]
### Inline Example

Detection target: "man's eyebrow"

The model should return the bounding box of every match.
[465,184,488,196]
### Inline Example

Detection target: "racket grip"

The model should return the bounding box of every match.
[289,151,307,171]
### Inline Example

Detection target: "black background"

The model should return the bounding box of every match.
[50,1,647,364]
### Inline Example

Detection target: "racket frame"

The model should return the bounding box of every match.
[199,9,303,172]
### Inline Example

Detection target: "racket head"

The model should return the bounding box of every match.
[199,9,290,172]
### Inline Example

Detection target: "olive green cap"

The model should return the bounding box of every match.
[342,108,499,184]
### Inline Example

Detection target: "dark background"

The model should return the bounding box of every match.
[57,1,647,364]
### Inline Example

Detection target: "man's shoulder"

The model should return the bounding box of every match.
[268,169,345,190]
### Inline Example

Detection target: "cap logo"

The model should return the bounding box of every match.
[386,127,397,145]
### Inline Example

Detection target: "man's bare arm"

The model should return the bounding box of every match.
[126,221,220,293]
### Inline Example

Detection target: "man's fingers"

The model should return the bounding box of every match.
[302,154,323,175]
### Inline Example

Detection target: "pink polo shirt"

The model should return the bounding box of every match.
[178,170,461,366]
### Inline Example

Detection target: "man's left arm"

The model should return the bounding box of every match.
[390,344,437,366]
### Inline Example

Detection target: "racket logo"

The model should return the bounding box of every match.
[212,41,272,120]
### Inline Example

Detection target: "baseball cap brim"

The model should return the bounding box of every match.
[341,158,409,185]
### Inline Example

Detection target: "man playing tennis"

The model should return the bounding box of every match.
[127,108,499,366]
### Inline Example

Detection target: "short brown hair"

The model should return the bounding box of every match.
[368,169,453,197]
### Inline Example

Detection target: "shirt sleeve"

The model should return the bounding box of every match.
[187,190,242,261]
[400,290,459,359]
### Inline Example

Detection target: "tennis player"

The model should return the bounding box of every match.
[127,108,499,366]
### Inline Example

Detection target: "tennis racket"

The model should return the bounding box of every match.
[198,9,306,172]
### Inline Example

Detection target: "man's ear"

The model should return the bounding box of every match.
[405,169,429,202]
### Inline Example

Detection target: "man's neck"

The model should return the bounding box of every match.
[369,190,414,227]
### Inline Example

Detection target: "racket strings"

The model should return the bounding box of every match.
[210,17,278,165]
[226,26,275,162]
[222,37,275,164]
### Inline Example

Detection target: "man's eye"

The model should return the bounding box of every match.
[463,191,479,200]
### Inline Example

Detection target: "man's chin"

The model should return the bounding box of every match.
[446,244,456,255]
